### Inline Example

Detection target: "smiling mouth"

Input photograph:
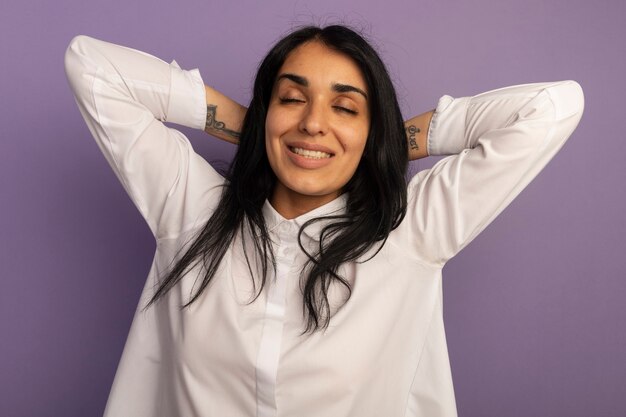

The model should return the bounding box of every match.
[288,146,334,159]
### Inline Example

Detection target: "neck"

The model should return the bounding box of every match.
[270,183,340,220]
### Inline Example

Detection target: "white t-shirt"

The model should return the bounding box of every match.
[64,34,584,417]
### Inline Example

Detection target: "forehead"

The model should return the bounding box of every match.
[277,41,367,91]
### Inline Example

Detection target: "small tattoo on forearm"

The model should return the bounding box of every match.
[406,125,420,150]
[205,105,240,139]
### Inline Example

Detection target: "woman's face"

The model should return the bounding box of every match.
[265,40,370,216]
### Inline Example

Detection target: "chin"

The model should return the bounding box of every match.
[281,177,341,198]
[290,184,336,198]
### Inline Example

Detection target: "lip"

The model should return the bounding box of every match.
[285,141,336,155]
[284,141,335,169]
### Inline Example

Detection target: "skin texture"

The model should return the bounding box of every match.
[265,41,371,219]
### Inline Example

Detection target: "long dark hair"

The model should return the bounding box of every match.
[144,25,409,334]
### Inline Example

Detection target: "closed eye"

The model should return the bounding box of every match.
[280,97,357,115]
[333,106,358,115]
[279,97,305,104]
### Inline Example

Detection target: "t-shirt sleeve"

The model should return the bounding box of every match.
[403,81,584,266]
[64,35,224,240]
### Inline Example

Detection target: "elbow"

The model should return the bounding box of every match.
[64,35,95,90]
[546,80,585,122]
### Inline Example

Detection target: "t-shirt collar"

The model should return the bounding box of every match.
[262,193,349,241]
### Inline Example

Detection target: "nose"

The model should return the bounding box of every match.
[298,100,328,136]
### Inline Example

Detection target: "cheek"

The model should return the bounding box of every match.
[265,108,277,148]
[265,106,290,143]
[264,109,275,143]
[338,126,368,159]
[264,109,281,161]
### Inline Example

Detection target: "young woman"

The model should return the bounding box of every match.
[64,25,583,417]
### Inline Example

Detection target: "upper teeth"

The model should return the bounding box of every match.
[291,147,332,159]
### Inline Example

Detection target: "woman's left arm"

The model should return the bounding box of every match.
[403,80,584,265]
[405,110,435,160]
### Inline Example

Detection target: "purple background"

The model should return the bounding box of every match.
[1,0,624,415]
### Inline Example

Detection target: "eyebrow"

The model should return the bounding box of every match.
[276,73,368,100]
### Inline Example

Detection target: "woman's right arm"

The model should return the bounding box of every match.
[203,85,246,144]
[64,35,225,240]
